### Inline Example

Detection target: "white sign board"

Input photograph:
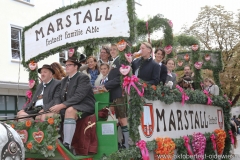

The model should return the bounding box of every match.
[102,123,114,135]
[24,0,130,61]
[139,101,224,141]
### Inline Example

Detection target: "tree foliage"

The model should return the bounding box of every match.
[184,5,240,105]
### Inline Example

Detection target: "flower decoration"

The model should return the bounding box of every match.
[11,124,15,128]
[210,133,216,151]
[214,129,226,155]
[117,39,127,51]
[124,53,133,63]
[184,54,190,61]
[191,44,199,51]
[119,64,131,76]
[168,20,173,28]
[194,62,203,70]
[204,54,211,61]
[192,132,206,160]
[25,120,32,127]
[26,90,32,99]
[28,61,38,70]
[27,142,33,149]
[47,117,54,125]
[68,48,75,57]
[177,60,183,66]
[47,145,53,151]
[155,137,175,160]
[151,85,157,91]
[183,136,193,155]
[136,140,149,160]
[164,45,172,54]
[203,90,212,105]
[142,83,148,88]
[28,79,35,89]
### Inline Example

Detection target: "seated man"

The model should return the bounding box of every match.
[17,64,60,120]
[50,57,95,150]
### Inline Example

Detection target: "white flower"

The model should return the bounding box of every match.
[111,64,116,69]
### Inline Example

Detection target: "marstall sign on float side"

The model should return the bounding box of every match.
[24,0,130,61]
[139,101,224,140]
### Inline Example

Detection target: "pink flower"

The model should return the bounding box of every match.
[26,90,32,99]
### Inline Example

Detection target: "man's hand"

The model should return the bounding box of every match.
[50,104,66,113]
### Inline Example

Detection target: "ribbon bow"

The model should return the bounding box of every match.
[210,134,216,150]
[183,136,193,155]
[228,130,234,144]
[203,90,212,105]
[176,85,189,106]
[123,75,144,97]
[136,140,149,160]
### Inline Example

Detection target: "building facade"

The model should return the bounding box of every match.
[0,0,78,117]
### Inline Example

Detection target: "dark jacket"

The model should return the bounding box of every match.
[159,64,167,85]
[132,57,160,85]
[104,57,122,102]
[25,79,61,111]
[57,72,95,114]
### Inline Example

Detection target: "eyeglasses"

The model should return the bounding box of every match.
[65,64,75,67]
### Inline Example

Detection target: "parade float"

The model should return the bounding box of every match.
[2,0,234,160]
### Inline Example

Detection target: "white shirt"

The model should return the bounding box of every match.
[35,79,52,107]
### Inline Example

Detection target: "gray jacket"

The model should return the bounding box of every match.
[207,85,219,96]
[25,79,61,111]
[166,72,177,88]
[57,72,95,114]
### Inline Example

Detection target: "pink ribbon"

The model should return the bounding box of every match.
[136,140,150,160]
[176,85,189,106]
[228,130,234,144]
[183,136,193,155]
[23,90,33,109]
[123,75,144,97]
[203,90,212,105]
[210,134,216,150]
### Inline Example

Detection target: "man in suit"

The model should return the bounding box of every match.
[154,48,167,85]
[50,57,95,150]
[132,42,160,85]
[102,44,129,149]
[17,64,60,120]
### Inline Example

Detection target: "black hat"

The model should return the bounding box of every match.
[38,64,55,74]
[79,54,86,63]
[63,57,81,66]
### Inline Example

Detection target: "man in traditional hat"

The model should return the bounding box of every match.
[17,64,61,120]
[50,57,95,150]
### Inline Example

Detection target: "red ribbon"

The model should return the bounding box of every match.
[136,140,150,160]
[228,130,235,144]
[176,85,189,106]
[203,90,212,105]
[210,134,216,150]
[123,75,144,97]
[183,136,193,155]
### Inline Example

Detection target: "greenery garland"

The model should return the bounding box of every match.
[101,84,232,159]
[6,115,61,157]
[176,50,223,91]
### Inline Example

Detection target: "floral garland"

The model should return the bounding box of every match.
[192,132,206,160]
[214,129,226,155]
[7,115,61,157]
[155,137,175,160]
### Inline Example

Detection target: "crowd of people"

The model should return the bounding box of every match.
[17,42,222,153]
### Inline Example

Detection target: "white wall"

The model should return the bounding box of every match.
[0,0,68,95]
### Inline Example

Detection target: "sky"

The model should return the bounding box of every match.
[135,0,240,37]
